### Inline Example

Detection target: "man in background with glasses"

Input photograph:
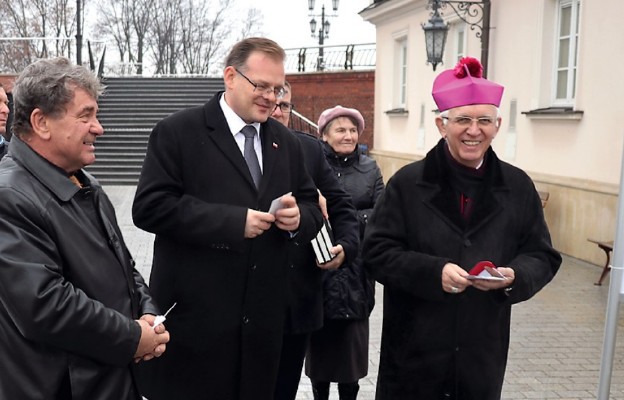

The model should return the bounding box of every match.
[271,82,359,400]
[133,37,323,400]
[363,57,561,399]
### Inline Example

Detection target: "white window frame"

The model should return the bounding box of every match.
[553,0,580,105]
[394,35,408,109]
[453,23,466,63]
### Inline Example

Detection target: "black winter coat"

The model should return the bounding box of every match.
[0,136,157,400]
[322,143,384,320]
[363,139,561,400]
[284,131,359,334]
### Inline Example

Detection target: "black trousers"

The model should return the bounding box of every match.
[273,332,311,400]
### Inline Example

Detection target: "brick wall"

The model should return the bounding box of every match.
[287,70,375,150]
[0,75,17,92]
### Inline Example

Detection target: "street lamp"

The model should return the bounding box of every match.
[76,0,83,65]
[309,0,339,71]
[422,0,491,76]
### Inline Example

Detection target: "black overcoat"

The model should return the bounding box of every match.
[132,93,323,400]
[363,139,561,400]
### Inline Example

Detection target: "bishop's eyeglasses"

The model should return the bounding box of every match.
[442,116,496,128]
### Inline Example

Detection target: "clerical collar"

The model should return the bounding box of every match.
[443,141,486,176]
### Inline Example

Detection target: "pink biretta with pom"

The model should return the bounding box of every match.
[432,57,504,112]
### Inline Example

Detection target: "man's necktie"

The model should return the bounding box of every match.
[241,125,262,188]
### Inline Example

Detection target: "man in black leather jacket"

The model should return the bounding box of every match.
[0,57,170,400]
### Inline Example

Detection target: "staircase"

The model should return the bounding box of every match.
[87,77,224,185]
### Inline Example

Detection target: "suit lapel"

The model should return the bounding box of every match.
[203,98,257,191]
[259,124,279,196]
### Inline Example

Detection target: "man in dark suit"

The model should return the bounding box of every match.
[271,82,359,400]
[132,38,323,400]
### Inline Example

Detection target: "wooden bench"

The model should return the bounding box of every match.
[587,238,614,285]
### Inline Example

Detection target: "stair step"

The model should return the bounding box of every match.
[92,76,223,184]
[96,179,138,186]
[97,141,148,146]
[95,157,144,162]
[87,164,142,171]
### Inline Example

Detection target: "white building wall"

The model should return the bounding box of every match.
[361,0,624,264]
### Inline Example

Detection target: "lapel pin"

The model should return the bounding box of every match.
[272,142,279,149]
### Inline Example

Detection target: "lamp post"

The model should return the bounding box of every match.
[422,0,491,77]
[308,0,339,71]
[76,0,82,65]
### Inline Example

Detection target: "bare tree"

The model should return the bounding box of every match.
[147,0,182,74]
[178,0,233,75]
[0,0,77,72]
[237,7,265,42]
[95,0,133,65]
[0,0,264,75]
[95,0,152,75]
[130,0,152,75]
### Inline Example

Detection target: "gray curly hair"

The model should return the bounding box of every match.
[12,57,104,137]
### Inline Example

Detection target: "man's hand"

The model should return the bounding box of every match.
[275,194,300,232]
[134,316,170,363]
[245,209,276,238]
[471,266,515,292]
[317,244,345,270]
[441,262,472,294]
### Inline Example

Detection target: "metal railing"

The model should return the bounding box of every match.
[0,39,376,76]
[284,43,376,73]
[289,109,319,136]
[103,43,376,77]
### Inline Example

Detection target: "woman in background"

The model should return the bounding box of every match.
[305,105,384,400]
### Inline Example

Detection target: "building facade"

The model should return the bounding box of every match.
[360,0,624,267]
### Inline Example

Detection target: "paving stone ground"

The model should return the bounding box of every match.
[105,185,624,400]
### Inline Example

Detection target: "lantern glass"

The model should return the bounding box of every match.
[422,15,448,70]
[332,0,339,11]
[308,0,315,11]
[310,18,317,36]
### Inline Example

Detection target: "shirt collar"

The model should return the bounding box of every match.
[219,93,261,136]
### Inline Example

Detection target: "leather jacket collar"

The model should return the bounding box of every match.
[10,135,83,202]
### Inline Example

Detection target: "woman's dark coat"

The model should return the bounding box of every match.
[363,139,561,400]
[0,137,157,400]
[284,131,359,334]
[322,143,384,319]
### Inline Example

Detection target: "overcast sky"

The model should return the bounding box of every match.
[235,0,376,50]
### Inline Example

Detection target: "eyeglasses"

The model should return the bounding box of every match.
[442,116,497,128]
[274,102,294,113]
[235,68,285,99]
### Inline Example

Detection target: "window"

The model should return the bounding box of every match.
[396,37,408,108]
[454,24,466,63]
[554,0,580,104]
